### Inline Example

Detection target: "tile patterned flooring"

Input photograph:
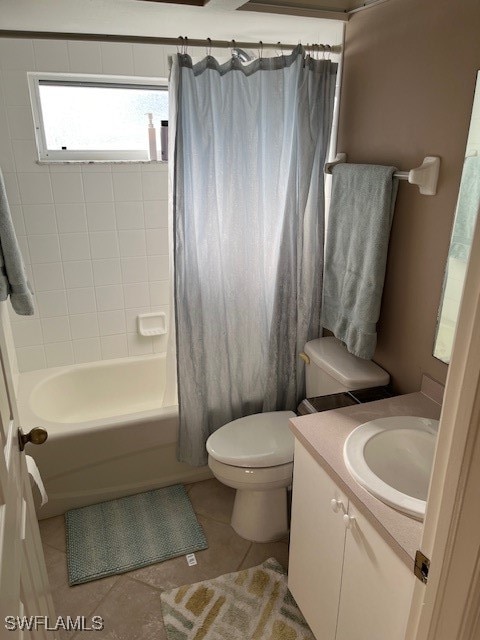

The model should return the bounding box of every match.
[39,479,290,639]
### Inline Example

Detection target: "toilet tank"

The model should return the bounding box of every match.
[303,337,389,397]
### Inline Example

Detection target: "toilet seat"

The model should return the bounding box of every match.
[206,411,296,468]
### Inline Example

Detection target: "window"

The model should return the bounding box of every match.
[28,73,168,162]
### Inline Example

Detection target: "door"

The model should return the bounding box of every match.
[0,303,55,639]
[335,503,415,640]
[288,440,348,640]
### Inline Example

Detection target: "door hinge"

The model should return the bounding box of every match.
[414,549,430,584]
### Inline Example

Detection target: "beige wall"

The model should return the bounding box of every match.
[338,0,480,393]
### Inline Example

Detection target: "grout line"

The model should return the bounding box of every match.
[236,543,253,571]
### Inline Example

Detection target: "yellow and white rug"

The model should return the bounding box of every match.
[160,557,315,640]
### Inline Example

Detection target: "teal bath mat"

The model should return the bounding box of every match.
[65,485,208,586]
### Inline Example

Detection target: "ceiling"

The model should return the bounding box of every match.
[136,0,378,19]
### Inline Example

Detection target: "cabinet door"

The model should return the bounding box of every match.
[336,504,415,640]
[288,441,348,640]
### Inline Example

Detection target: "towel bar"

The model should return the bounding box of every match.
[324,153,441,196]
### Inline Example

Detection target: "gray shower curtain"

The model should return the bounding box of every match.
[170,46,337,465]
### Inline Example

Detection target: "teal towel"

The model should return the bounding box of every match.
[323,163,398,360]
[0,169,34,315]
[450,155,480,262]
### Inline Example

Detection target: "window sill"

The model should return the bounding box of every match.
[36,160,168,165]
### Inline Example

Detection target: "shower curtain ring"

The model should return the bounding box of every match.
[230,39,236,57]
[177,36,184,53]
[184,36,189,54]
[258,41,263,59]
[206,37,212,57]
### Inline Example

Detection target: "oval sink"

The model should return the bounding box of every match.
[343,416,439,520]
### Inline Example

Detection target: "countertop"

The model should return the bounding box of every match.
[289,378,442,569]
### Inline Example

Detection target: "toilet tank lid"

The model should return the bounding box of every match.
[206,411,296,468]
[304,337,389,388]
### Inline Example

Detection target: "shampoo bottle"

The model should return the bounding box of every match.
[161,120,168,162]
[146,112,157,161]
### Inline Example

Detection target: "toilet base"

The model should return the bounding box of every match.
[231,487,289,542]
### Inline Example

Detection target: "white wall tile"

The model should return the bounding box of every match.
[98,310,126,336]
[86,202,116,231]
[23,204,57,235]
[141,172,165,201]
[82,173,114,202]
[55,203,87,233]
[41,316,71,343]
[7,106,35,140]
[115,201,144,229]
[147,255,169,281]
[125,307,150,333]
[18,173,53,204]
[92,259,122,286]
[3,172,21,204]
[2,71,30,106]
[67,287,96,315]
[59,233,91,261]
[0,39,35,71]
[51,172,84,203]
[112,172,143,202]
[132,44,167,77]
[127,333,153,356]
[73,337,101,364]
[121,257,148,283]
[123,282,150,309]
[144,200,168,228]
[68,41,102,73]
[70,313,99,339]
[12,139,46,172]
[63,261,94,289]
[17,345,46,372]
[146,228,168,255]
[3,37,173,370]
[28,234,61,263]
[9,205,26,236]
[118,229,146,257]
[153,334,168,353]
[36,290,68,317]
[90,231,119,259]
[100,334,128,360]
[34,262,65,291]
[45,341,74,367]
[34,39,70,72]
[11,319,43,347]
[95,285,124,312]
[101,43,134,75]
[149,280,169,306]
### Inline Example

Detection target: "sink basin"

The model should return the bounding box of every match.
[343,416,439,520]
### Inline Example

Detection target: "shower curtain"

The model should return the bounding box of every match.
[170,46,337,465]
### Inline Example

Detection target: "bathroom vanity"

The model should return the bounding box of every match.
[288,377,442,640]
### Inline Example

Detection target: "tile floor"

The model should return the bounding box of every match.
[39,479,290,639]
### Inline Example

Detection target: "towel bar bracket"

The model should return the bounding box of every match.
[324,153,441,196]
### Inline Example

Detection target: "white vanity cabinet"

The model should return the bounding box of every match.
[288,440,415,640]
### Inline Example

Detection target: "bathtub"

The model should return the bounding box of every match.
[18,354,211,519]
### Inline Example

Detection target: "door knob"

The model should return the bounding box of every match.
[330,498,345,513]
[343,514,356,529]
[18,427,48,452]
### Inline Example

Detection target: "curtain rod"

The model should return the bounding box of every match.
[0,30,342,54]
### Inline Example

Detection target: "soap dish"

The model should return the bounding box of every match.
[137,312,166,337]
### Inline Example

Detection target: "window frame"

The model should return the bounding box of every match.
[27,72,168,163]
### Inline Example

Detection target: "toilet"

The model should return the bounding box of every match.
[206,337,389,542]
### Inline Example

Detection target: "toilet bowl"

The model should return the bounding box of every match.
[206,411,295,542]
[206,337,390,542]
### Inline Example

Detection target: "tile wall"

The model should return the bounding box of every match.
[0,37,176,372]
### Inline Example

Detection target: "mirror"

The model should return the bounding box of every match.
[434,72,480,363]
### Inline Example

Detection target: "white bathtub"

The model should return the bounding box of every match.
[18,354,211,519]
